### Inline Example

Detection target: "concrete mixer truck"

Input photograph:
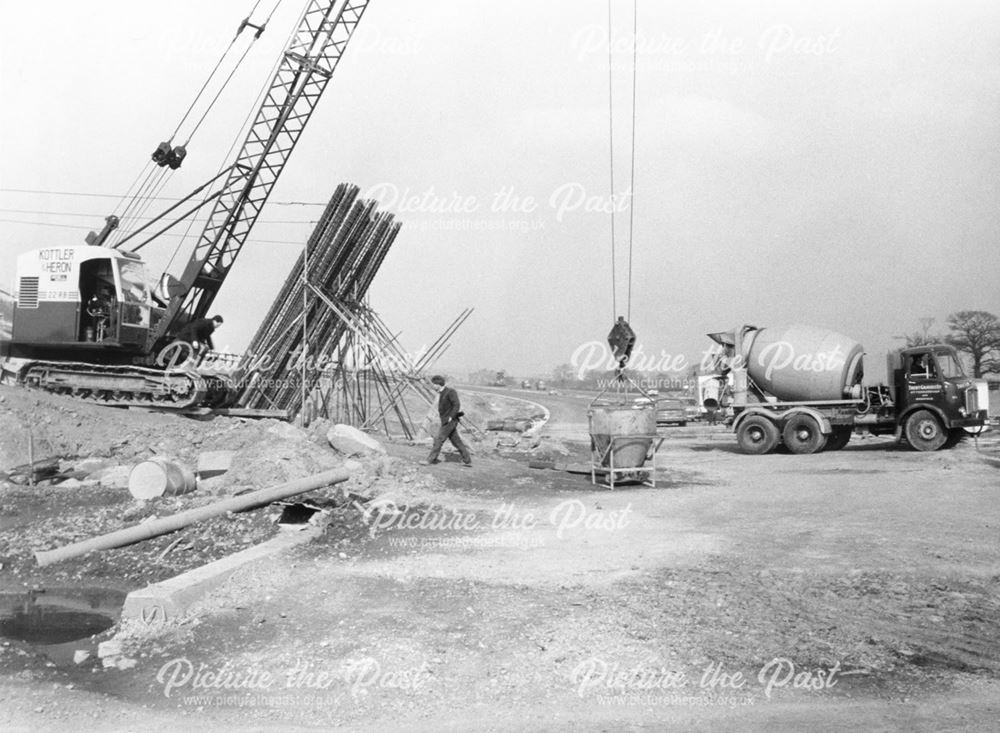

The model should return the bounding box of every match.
[706,324,988,455]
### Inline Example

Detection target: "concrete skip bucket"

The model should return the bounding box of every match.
[587,400,663,489]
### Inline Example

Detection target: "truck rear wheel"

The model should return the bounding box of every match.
[737,415,780,455]
[824,427,852,451]
[904,409,946,451]
[782,414,827,454]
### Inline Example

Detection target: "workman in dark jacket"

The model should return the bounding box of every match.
[423,375,472,466]
[175,315,223,352]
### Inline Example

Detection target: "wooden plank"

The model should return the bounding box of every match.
[214,407,290,420]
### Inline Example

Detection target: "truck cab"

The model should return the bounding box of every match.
[5,245,161,364]
[888,345,987,447]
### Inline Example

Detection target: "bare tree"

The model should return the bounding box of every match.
[898,317,942,347]
[945,310,1000,377]
[902,331,940,347]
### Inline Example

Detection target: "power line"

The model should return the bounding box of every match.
[0,187,328,206]
[0,207,318,225]
[0,218,310,246]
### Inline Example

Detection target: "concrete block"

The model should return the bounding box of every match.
[196,450,235,479]
[327,424,386,457]
[120,527,322,626]
[95,465,131,489]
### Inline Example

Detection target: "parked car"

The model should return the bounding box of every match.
[656,398,687,427]
[683,399,701,422]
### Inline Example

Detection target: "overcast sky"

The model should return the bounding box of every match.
[2,0,999,381]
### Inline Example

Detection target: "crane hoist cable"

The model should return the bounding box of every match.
[606,0,640,324]
[181,0,283,147]
[112,0,281,250]
[124,169,174,243]
[606,0,618,323]
[627,0,638,323]
[219,0,301,168]
[605,0,640,380]
[162,0,293,271]
[163,1,285,271]
[169,0,266,144]
[110,160,155,233]
[110,166,164,247]
[147,1,273,172]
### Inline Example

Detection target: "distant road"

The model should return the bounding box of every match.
[459,384,596,439]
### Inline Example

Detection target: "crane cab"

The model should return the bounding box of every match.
[6,246,157,362]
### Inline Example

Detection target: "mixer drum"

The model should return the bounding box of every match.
[742,325,864,402]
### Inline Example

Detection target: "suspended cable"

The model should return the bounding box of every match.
[111,160,155,222]
[118,165,160,225]
[0,207,316,225]
[182,43,256,146]
[108,0,274,240]
[114,167,167,242]
[0,219,313,246]
[114,168,171,247]
[182,0,282,146]
[220,1,289,167]
[168,1,258,144]
[165,170,225,272]
[109,166,162,247]
[627,0,638,322]
[116,167,236,252]
[122,169,178,246]
[167,0,285,273]
[0,187,328,205]
[174,0,285,273]
[607,0,618,322]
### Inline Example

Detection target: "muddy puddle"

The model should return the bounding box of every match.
[0,585,126,665]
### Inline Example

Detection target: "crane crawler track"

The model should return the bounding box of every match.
[16,360,234,410]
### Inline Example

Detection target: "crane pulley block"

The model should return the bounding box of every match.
[237,16,267,40]
[152,141,187,169]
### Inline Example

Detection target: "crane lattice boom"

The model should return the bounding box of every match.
[151,0,371,349]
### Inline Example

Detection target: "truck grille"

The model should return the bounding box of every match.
[966,387,979,414]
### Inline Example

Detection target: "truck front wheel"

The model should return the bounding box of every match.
[904,410,947,451]
[737,415,780,455]
[782,414,827,454]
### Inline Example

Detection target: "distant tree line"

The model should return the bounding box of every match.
[904,311,1000,377]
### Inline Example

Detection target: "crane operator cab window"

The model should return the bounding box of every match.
[117,259,151,328]
[79,258,118,342]
[75,256,152,343]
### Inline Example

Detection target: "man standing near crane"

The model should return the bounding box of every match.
[175,315,224,357]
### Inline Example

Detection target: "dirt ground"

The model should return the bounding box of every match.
[2,384,999,731]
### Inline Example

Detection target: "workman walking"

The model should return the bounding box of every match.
[422,375,472,467]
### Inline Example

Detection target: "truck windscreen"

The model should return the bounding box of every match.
[934,351,965,379]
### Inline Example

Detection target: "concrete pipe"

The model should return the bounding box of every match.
[35,467,351,567]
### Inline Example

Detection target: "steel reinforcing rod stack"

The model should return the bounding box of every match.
[236,183,401,417]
